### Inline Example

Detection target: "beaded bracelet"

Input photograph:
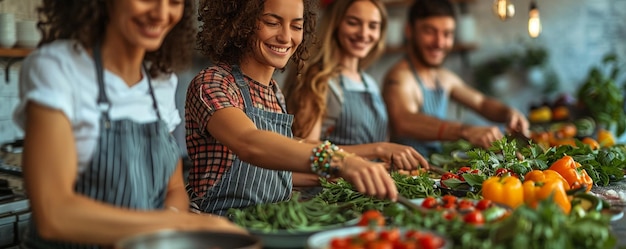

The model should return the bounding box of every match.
[310,141,353,178]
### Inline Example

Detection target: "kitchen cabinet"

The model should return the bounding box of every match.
[0,47,32,82]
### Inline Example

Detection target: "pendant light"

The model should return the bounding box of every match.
[493,0,515,21]
[528,0,542,38]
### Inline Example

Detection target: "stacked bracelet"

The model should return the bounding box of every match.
[310,141,352,178]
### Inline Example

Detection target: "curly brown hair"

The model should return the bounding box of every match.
[197,0,318,71]
[36,0,197,77]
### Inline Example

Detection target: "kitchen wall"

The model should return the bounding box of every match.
[0,0,40,144]
[1,0,625,146]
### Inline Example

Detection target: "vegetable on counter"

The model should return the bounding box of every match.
[522,179,571,214]
[548,155,593,192]
[482,175,524,208]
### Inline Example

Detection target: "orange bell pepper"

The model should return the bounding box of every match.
[523,179,571,214]
[482,176,524,208]
[548,155,593,192]
[524,169,570,190]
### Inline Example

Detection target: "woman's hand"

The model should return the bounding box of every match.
[182,212,248,234]
[374,142,429,171]
[336,156,398,201]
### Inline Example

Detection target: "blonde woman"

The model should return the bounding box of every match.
[284,0,428,188]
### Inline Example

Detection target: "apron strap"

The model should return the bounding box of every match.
[231,65,287,113]
[93,43,162,121]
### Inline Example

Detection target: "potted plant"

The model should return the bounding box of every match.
[576,53,626,137]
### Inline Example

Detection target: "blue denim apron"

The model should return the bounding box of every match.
[22,44,180,249]
[322,74,388,145]
[189,65,293,216]
[392,57,449,156]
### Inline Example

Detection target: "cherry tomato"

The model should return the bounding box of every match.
[365,240,393,249]
[475,199,492,211]
[470,169,481,174]
[358,230,378,242]
[442,210,457,220]
[463,210,485,225]
[379,228,400,242]
[421,196,438,209]
[330,237,350,249]
[441,195,457,205]
[418,235,444,249]
[357,210,385,227]
[404,230,422,240]
[392,240,417,249]
[457,166,472,175]
[495,168,509,176]
[457,200,475,212]
[440,173,459,188]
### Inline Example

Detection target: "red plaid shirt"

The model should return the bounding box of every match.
[185,64,286,197]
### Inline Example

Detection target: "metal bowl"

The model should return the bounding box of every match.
[116,230,262,249]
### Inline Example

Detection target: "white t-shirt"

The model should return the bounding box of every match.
[13,40,181,172]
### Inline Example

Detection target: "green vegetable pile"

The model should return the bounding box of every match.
[227,192,359,232]
[385,197,616,249]
[431,137,626,189]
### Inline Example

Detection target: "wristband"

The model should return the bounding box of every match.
[437,123,447,140]
[310,141,350,178]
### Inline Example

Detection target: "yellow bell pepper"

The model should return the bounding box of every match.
[524,169,570,190]
[482,176,524,208]
[523,179,571,214]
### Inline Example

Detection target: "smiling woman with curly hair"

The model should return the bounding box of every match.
[196,0,316,70]
[14,0,245,248]
[186,0,405,216]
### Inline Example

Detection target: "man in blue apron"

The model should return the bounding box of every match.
[383,0,529,157]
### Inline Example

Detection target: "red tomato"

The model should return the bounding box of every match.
[404,230,422,240]
[330,237,350,249]
[494,168,509,176]
[358,230,378,242]
[442,201,456,209]
[421,196,438,209]
[417,235,444,249]
[470,169,481,174]
[441,195,457,204]
[392,240,417,249]
[440,173,459,188]
[457,201,475,212]
[442,210,457,220]
[457,166,472,175]
[463,210,485,225]
[365,240,393,249]
[475,199,492,211]
[379,228,400,242]
[357,210,385,227]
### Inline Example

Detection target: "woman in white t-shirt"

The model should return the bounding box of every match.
[13,0,244,248]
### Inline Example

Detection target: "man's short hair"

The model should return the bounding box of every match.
[408,0,456,25]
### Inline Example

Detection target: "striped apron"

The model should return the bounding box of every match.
[190,65,293,216]
[392,57,449,156]
[322,74,388,145]
[22,44,180,249]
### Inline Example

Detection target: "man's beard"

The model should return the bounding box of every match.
[409,41,445,68]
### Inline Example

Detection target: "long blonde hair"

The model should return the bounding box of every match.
[284,0,388,138]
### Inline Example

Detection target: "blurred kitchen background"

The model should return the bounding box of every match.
[1,0,626,150]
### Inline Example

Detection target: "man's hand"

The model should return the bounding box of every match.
[506,109,530,136]
[374,142,430,171]
[460,125,504,149]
